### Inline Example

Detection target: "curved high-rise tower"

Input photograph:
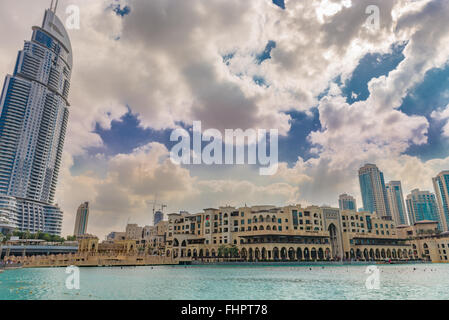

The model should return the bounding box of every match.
[0,5,72,235]
[358,164,391,218]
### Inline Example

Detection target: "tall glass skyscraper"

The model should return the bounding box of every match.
[386,181,408,226]
[338,194,356,211]
[433,171,449,231]
[74,202,89,236]
[0,6,72,235]
[406,189,441,230]
[358,164,391,218]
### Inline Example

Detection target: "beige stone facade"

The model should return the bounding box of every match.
[164,205,413,262]
[397,221,449,262]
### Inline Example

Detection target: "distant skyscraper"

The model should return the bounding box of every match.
[154,210,164,226]
[433,171,449,231]
[0,6,72,235]
[406,189,441,229]
[386,181,408,225]
[338,194,356,211]
[358,164,391,217]
[74,202,89,236]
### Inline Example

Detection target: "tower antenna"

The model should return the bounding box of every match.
[54,0,59,14]
[50,0,54,11]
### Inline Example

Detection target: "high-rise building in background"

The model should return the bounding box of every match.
[154,210,164,226]
[0,6,72,235]
[406,189,441,229]
[433,171,449,231]
[338,194,356,211]
[358,164,391,218]
[74,202,89,236]
[386,181,408,226]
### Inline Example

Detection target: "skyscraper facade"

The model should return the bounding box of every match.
[74,202,89,236]
[358,164,391,217]
[0,7,72,235]
[338,194,356,211]
[386,181,408,226]
[406,189,441,229]
[154,210,164,226]
[433,171,449,231]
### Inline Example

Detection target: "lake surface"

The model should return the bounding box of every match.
[0,263,448,300]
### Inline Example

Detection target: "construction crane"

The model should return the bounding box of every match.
[148,198,167,225]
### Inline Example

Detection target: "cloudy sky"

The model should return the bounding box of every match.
[1,0,449,238]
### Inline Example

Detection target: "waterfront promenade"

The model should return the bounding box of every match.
[10,253,178,268]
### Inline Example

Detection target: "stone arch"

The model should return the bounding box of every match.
[255,247,261,260]
[288,247,295,260]
[318,248,324,261]
[363,249,369,261]
[273,247,280,260]
[262,247,267,260]
[328,223,340,260]
[297,247,303,261]
[311,248,317,261]
[325,248,331,260]
[281,247,288,260]
[304,247,310,260]
[350,249,355,259]
[241,248,247,260]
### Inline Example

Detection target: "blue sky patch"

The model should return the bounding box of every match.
[279,109,321,165]
[272,0,286,10]
[90,109,172,157]
[109,3,131,17]
[400,65,449,160]
[256,40,276,64]
[343,42,406,103]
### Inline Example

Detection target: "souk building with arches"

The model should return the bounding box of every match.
[164,204,421,262]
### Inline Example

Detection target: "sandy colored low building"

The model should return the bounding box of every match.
[164,205,411,262]
[396,221,449,262]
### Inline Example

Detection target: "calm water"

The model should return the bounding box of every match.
[0,264,448,300]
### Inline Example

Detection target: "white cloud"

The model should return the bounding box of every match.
[431,104,449,137]
[1,0,449,237]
